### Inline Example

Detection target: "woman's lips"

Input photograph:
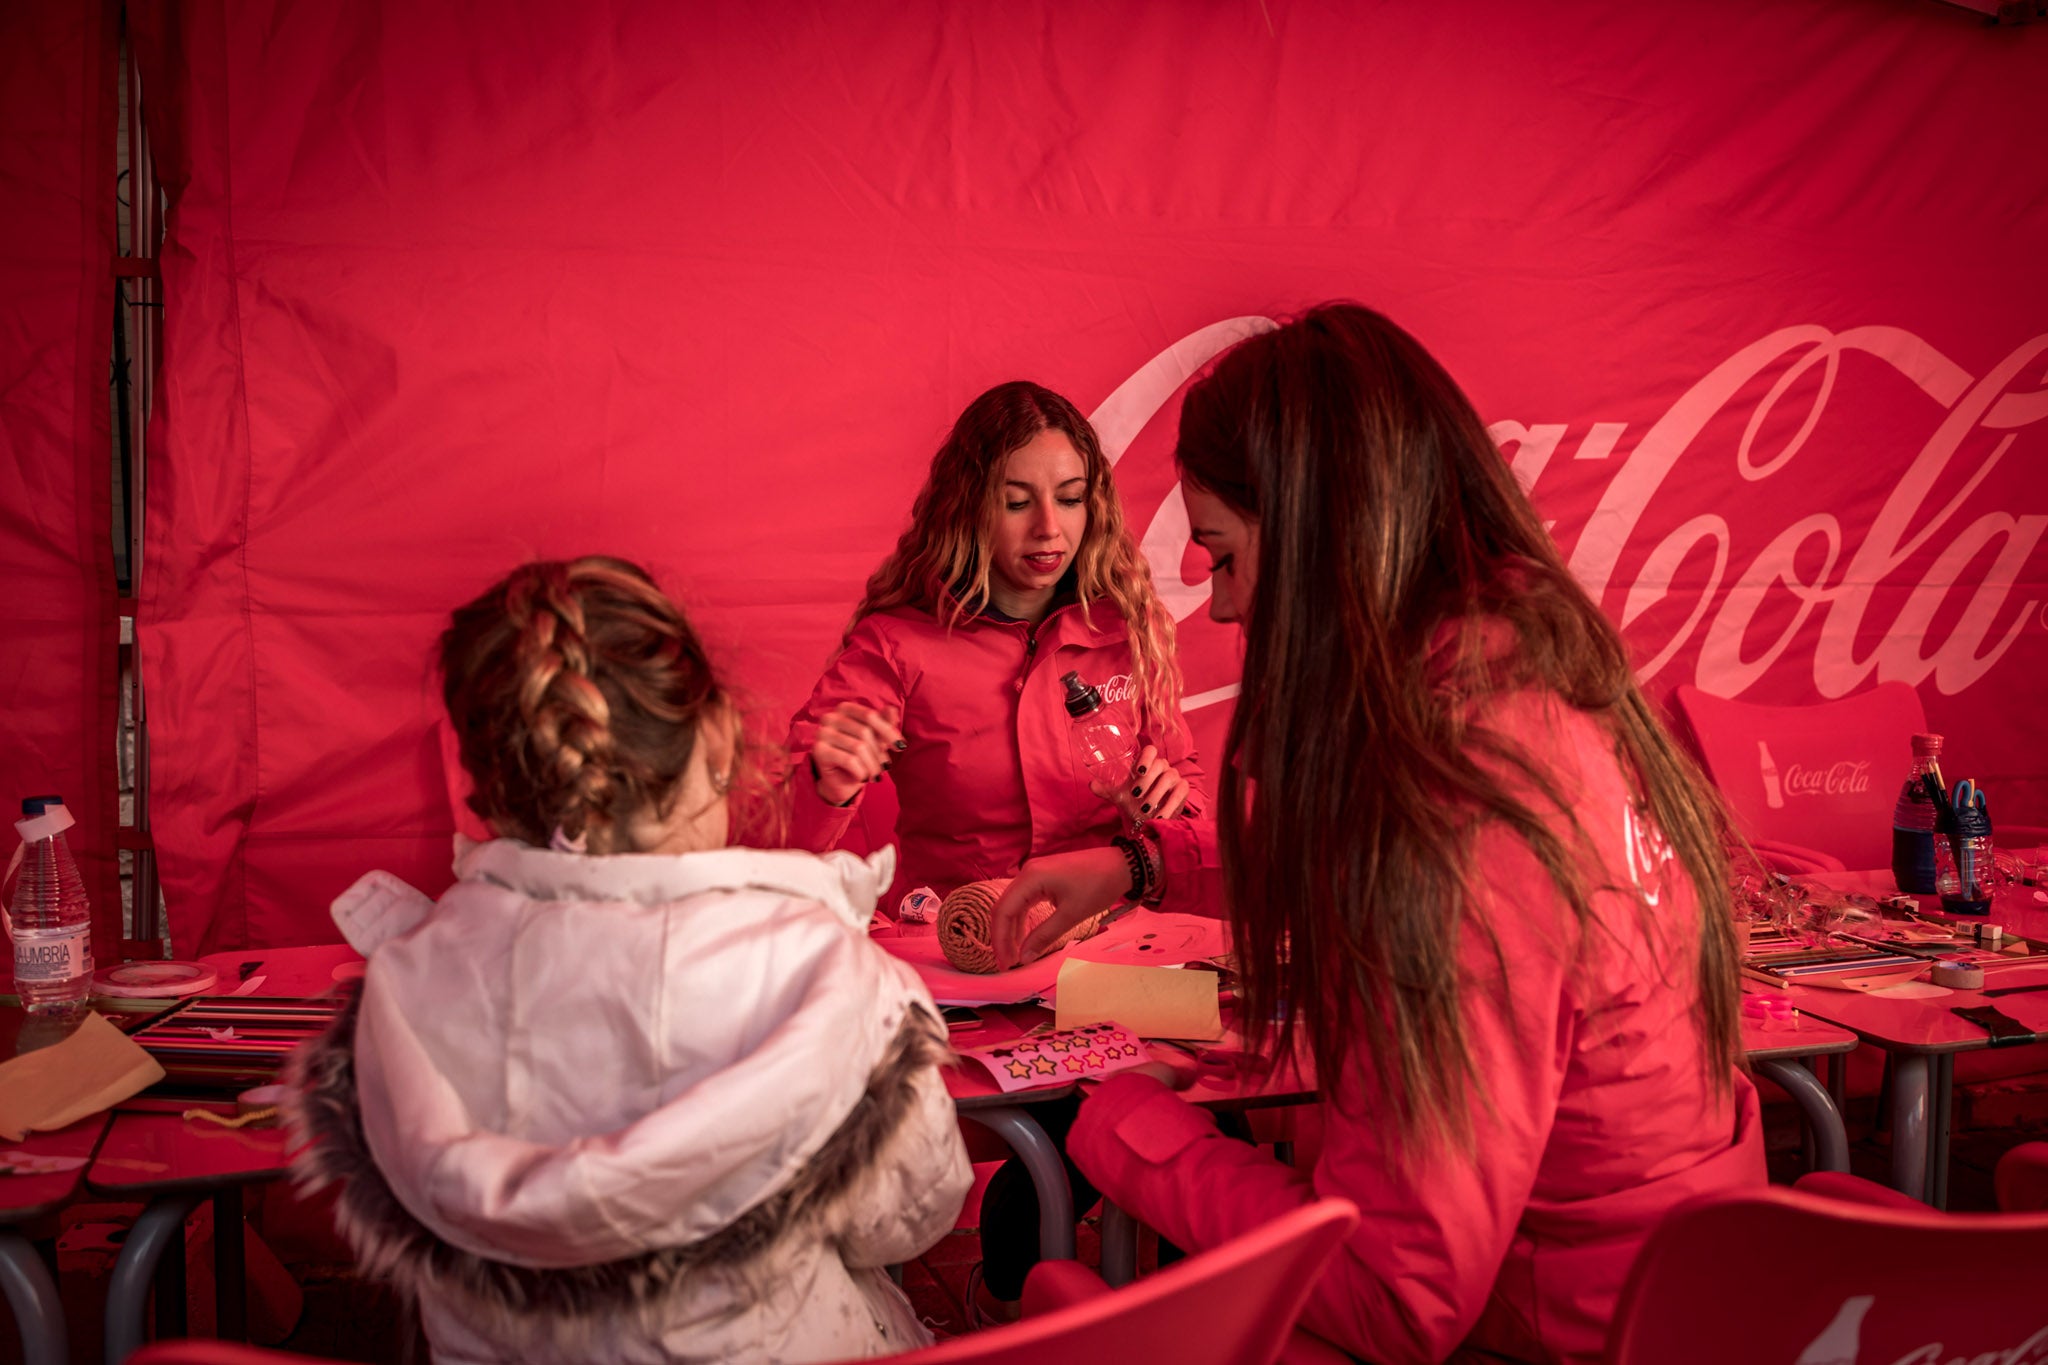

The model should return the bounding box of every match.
[1022,552,1065,572]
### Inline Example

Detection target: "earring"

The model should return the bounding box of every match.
[711,767,734,795]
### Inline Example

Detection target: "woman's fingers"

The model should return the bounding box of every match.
[994,848,1130,968]
[816,704,904,782]
[1016,899,1101,966]
[990,871,1054,970]
[1126,756,1189,819]
[1147,772,1190,821]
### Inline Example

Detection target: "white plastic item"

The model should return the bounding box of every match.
[7,796,94,1016]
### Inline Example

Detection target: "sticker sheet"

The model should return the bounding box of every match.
[958,1022,1151,1093]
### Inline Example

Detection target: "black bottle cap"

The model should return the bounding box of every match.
[21,794,64,817]
[1061,670,1102,719]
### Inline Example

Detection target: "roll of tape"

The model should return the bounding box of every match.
[1931,960,1985,990]
[92,960,221,998]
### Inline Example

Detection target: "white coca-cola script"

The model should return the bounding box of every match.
[1092,321,2047,712]
[1782,760,1875,799]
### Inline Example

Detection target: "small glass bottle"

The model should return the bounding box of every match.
[1891,733,1945,895]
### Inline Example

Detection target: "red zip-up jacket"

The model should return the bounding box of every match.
[785,600,1216,912]
[1069,690,1765,1364]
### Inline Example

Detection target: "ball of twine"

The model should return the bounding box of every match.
[937,877,1112,974]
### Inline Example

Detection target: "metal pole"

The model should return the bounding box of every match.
[123,35,163,951]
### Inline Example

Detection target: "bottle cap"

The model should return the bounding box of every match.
[1061,670,1103,719]
[20,794,65,817]
[1911,734,1943,760]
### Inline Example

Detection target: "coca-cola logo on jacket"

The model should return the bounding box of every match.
[1095,322,2047,712]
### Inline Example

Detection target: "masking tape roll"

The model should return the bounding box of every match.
[1931,961,1985,990]
[92,960,221,998]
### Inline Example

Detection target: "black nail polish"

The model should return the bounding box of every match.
[892,739,908,751]
[1131,786,1143,797]
[1136,765,1147,776]
[1141,802,1152,813]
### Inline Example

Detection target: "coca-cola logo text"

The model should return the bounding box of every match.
[1092,321,2047,714]
[1783,761,1874,799]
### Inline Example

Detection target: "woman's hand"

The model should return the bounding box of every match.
[807,703,904,806]
[992,847,1130,968]
[1094,744,1192,824]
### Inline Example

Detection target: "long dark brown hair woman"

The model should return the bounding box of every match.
[992,304,1762,1364]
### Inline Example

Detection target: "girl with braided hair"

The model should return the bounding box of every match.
[290,555,971,1365]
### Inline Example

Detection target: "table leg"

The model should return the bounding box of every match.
[1756,1058,1849,1174]
[1930,1055,1954,1212]
[105,1193,201,1365]
[215,1186,247,1340]
[1890,1055,1931,1202]
[0,1227,67,1365]
[1099,1203,1138,1288]
[962,1107,1075,1262]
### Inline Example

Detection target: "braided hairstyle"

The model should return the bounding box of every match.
[440,556,749,855]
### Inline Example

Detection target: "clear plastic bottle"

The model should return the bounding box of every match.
[1061,670,1137,794]
[1890,733,1944,895]
[9,795,95,1016]
[1934,779,1994,916]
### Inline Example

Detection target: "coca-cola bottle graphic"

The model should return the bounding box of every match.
[1793,1294,1872,1365]
[1891,734,1945,895]
[1758,740,1785,810]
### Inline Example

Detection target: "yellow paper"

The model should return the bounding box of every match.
[0,1010,166,1140]
[1055,959,1223,1041]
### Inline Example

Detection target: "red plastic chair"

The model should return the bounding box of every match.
[129,1200,1359,1365]
[864,1197,1358,1365]
[1671,681,1925,873]
[1995,1140,2048,1212]
[1606,1185,2048,1364]
[127,1345,335,1365]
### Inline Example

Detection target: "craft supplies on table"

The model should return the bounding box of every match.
[125,996,341,1095]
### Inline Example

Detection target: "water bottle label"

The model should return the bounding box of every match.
[14,926,92,983]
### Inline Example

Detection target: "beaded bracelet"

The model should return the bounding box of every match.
[1110,834,1150,903]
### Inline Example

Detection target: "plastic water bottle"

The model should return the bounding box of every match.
[9,795,95,1016]
[1890,733,1944,895]
[1061,670,1137,794]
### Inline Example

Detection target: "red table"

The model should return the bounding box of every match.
[1757,869,2048,1206]
[0,1111,107,1365]
[91,943,358,1364]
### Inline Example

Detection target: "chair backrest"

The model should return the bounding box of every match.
[1671,682,1925,871]
[1607,1185,2048,1365]
[1996,1140,2048,1212]
[888,1198,1359,1365]
[129,1342,337,1364]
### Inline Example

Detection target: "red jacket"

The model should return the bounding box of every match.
[785,600,1215,911]
[1069,691,1765,1364]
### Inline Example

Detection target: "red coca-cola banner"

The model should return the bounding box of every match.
[124,0,2047,951]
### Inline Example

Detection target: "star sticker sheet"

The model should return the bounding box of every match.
[958,1022,1152,1094]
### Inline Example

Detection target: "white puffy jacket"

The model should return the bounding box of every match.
[289,840,971,1365]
